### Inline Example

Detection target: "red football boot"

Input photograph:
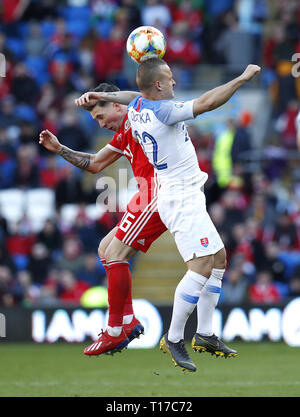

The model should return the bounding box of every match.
[84,328,129,356]
[123,317,144,343]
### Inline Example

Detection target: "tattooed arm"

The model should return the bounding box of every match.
[75,91,140,108]
[39,129,121,173]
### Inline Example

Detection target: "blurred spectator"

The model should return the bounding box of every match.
[0,265,14,306]
[57,236,85,274]
[42,267,62,298]
[235,0,268,63]
[49,59,76,109]
[259,241,286,283]
[273,212,298,251]
[18,121,38,146]
[164,21,201,88]
[93,25,126,82]
[37,218,62,255]
[275,99,299,149]
[11,62,40,106]
[212,119,235,188]
[78,29,99,75]
[0,96,20,129]
[208,202,228,245]
[220,266,249,305]
[5,219,35,265]
[271,22,300,115]
[215,11,255,73]
[76,253,106,286]
[164,21,201,67]
[22,0,58,21]
[246,192,277,229]
[244,217,266,271]
[25,21,47,57]
[12,270,40,306]
[249,270,282,304]
[73,211,101,253]
[36,83,58,117]
[141,0,172,33]
[231,223,252,259]
[59,269,90,304]
[0,127,16,160]
[0,213,9,241]
[41,108,60,136]
[231,111,253,164]
[121,0,142,35]
[0,246,16,274]
[220,189,246,236]
[171,0,203,40]
[40,155,61,189]
[56,110,88,151]
[55,165,86,208]
[13,145,40,188]
[27,242,52,285]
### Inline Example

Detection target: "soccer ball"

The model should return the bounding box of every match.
[126,26,166,64]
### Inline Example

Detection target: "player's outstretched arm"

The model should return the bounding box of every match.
[193,64,261,116]
[75,91,140,108]
[39,129,121,173]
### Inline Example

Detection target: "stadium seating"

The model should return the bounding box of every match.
[0,189,26,224]
[26,188,55,231]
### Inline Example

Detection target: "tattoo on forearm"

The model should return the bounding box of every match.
[59,146,91,170]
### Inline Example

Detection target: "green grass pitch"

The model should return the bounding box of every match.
[0,342,300,397]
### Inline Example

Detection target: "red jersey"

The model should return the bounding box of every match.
[106,115,154,192]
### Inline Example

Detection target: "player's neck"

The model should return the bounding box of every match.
[142,90,165,101]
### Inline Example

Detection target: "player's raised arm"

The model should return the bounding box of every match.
[75,91,140,108]
[193,64,261,116]
[39,129,121,173]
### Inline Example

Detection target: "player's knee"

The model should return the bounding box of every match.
[104,244,123,262]
[214,247,227,270]
[187,254,214,278]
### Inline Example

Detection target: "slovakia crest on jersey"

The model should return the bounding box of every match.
[200,237,209,248]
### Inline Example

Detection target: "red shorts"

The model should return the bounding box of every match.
[115,191,167,252]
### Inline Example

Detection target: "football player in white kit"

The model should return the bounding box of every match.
[76,59,261,372]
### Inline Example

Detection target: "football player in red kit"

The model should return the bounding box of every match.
[39,83,167,356]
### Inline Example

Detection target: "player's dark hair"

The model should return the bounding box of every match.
[84,83,120,111]
[136,58,168,92]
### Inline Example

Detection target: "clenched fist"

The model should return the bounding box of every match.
[39,129,62,153]
[241,64,261,82]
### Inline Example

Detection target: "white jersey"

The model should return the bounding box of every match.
[127,96,208,192]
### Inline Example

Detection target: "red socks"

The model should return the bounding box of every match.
[105,260,132,327]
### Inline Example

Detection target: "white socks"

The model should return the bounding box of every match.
[123,314,133,325]
[168,270,208,343]
[107,326,122,337]
[196,268,224,336]
[107,315,133,337]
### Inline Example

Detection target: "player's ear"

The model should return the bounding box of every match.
[153,80,162,91]
[113,102,122,111]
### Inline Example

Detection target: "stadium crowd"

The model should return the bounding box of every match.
[0,0,300,307]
